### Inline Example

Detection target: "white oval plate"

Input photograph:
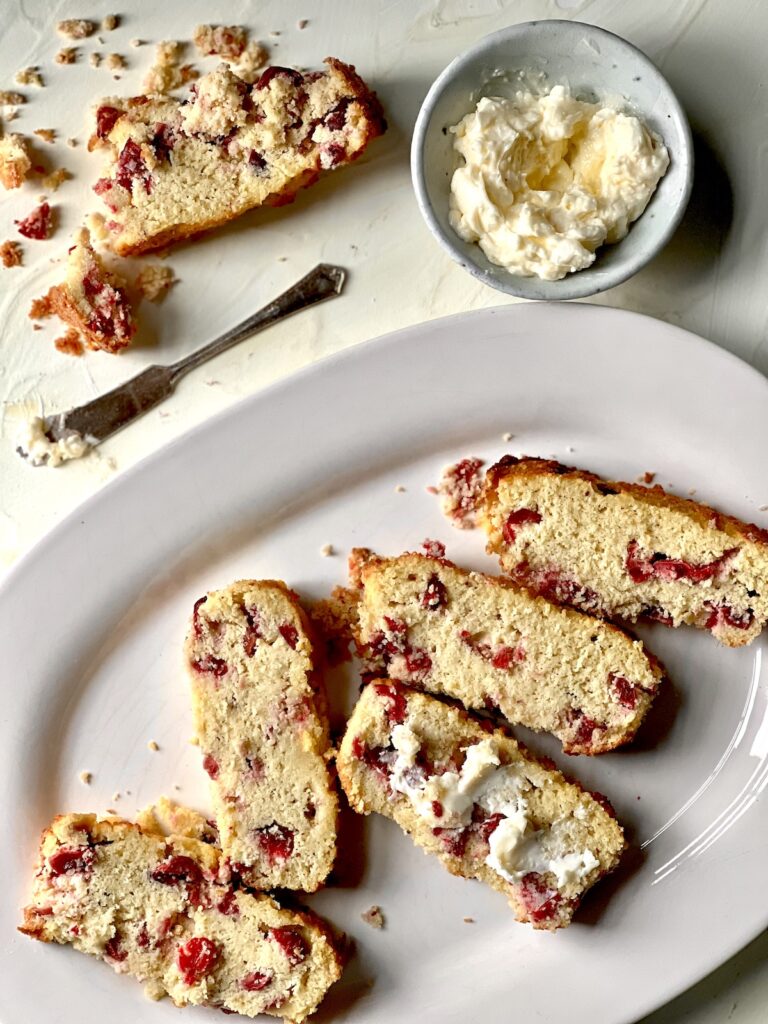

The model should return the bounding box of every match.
[1,303,766,1024]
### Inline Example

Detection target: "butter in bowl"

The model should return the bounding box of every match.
[411,20,693,300]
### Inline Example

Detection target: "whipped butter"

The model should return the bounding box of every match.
[390,723,598,889]
[448,84,670,281]
[18,416,91,467]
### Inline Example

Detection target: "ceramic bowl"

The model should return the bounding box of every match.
[410,20,694,300]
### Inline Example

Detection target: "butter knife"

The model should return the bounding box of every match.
[25,263,345,459]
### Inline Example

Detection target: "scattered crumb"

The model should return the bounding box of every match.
[144,40,197,93]
[688,488,697,496]
[297,18,309,29]
[566,445,575,453]
[112,791,121,801]
[105,53,127,72]
[422,538,446,558]
[638,471,656,485]
[102,14,119,31]
[125,789,132,795]
[32,324,42,330]
[79,770,92,785]
[193,24,247,60]
[270,31,281,38]
[230,39,268,83]
[189,735,200,746]
[463,916,475,924]
[34,128,56,143]
[361,905,385,929]
[436,457,486,529]
[320,543,334,557]
[426,484,438,495]
[41,167,70,191]
[395,484,406,493]
[57,19,95,39]
[85,210,109,242]
[15,67,44,88]
[277,255,288,262]
[130,38,143,48]
[502,432,514,442]
[66,137,78,148]
[54,328,85,356]
[29,293,53,319]
[148,739,160,752]
[134,262,176,301]
[16,201,53,240]
[89,52,102,68]
[759,505,768,512]
[55,47,78,64]
[0,240,22,268]
[0,91,25,107]
[173,784,182,791]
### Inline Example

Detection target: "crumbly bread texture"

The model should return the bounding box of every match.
[46,227,136,352]
[186,580,338,892]
[482,456,768,647]
[352,550,662,755]
[0,132,32,188]
[338,684,625,930]
[20,811,342,1020]
[88,58,386,255]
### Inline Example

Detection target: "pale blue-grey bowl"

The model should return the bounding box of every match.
[410,20,694,301]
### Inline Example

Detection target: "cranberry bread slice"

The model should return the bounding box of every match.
[186,580,337,892]
[47,227,136,352]
[353,551,662,755]
[482,456,768,647]
[20,812,342,1020]
[338,683,625,930]
[88,58,386,255]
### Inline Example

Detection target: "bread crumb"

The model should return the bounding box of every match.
[395,484,406,493]
[422,538,446,558]
[130,38,143,48]
[190,735,200,746]
[66,137,78,147]
[2,133,33,189]
[148,740,160,752]
[463,916,475,923]
[437,457,485,529]
[125,789,132,795]
[85,211,109,243]
[320,543,334,557]
[688,488,697,497]
[144,41,197,94]
[102,14,119,31]
[89,52,102,68]
[144,979,166,1002]
[298,18,309,29]
[1,240,22,267]
[229,39,268,83]
[29,293,53,319]
[57,19,95,39]
[566,445,575,453]
[173,784,182,791]
[34,128,56,143]
[55,47,78,64]
[502,432,514,442]
[112,791,121,801]
[41,167,70,191]
[105,53,127,72]
[134,263,176,301]
[361,905,385,929]
[0,91,25,107]
[79,770,92,785]
[15,67,44,88]
[193,24,247,60]
[636,471,656,485]
[54,328,85,356]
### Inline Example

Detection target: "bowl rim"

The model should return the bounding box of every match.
[410,19,695,301]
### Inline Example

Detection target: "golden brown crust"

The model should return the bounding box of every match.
[485,456,768,548]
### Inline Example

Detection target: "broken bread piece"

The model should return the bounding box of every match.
[481,455,768,647]
[352,550,663,755]
[0,132,32,188]
[338,683,625,930]
[20,812,343,1020]
[185,580,338,892]
[47,227,136,352]
[88,58,386,255]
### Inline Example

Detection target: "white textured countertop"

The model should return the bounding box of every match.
[1,1,766,1020]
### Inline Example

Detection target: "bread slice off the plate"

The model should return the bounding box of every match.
[481,455,768,647]
[88,58,386,255]
[185,580,338,892]
[337,682,625,930]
